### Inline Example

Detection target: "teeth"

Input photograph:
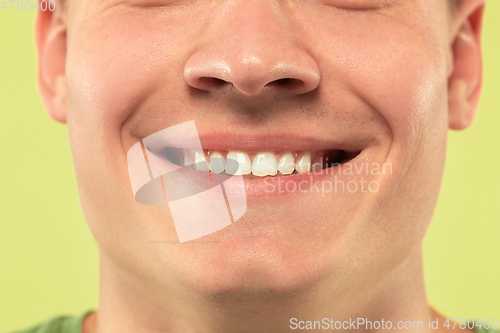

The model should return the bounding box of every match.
[193,150,209,171]
[278,152,295,175]
[295,152,311,174]
[252,152,278,177]
[209,151,226,174]
[226,151,252,175]
[180,150,330,177]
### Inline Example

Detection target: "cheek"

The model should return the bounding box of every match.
[64,6,207,210]
[65,12,189,129]
[300,6,450,179]
[306,14,448,140]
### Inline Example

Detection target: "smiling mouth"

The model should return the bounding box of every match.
[156,148,361,179]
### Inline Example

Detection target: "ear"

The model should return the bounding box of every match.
[447,0,485,131]
[35,3,67,124]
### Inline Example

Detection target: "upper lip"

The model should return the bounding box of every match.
[143,129,372,154]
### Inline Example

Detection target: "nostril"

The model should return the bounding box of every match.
[198,77,229,90]
[275,78,301,85]
[266,78,304,90]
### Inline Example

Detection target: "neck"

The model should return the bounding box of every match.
[92,245,434,333]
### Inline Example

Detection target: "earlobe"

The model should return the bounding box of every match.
[447,1,485,131]
[35,7,67,124]
[448,79,473,130]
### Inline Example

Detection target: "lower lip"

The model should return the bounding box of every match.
[240,166,341,198]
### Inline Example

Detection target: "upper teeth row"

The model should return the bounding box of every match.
[190,151,322,177]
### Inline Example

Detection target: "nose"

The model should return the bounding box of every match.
[183,2,321,97]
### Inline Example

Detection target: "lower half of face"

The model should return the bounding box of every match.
[65,0,451,300]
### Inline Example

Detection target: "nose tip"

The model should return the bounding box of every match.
[184,50,321,97]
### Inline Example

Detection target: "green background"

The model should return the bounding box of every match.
[1,3,499,332]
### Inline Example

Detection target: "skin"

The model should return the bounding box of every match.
[36,0,485,332]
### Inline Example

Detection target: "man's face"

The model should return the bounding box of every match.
[63,0,452,299]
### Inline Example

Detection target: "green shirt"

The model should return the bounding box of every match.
[12,311,92,333]
[12,313,500,333]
